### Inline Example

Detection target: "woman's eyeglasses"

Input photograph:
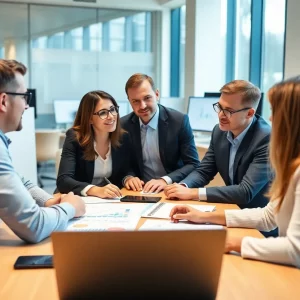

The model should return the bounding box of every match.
[93,106,119,120]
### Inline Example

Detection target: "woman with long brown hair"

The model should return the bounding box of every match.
[169,76,300,268]
[57,90,130,198]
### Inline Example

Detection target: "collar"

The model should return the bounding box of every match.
[139,106,159,130]
[0,129,12,145]
[227,118,254,146]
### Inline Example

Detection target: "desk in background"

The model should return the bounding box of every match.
[0,190,299,300]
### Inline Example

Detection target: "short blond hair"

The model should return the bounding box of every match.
[220,80,261,109]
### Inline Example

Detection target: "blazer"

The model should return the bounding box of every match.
[56,129,131,195]
[183,115,272,209]
[120,104,200,183]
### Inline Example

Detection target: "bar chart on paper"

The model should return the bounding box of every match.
[67,203,148,232]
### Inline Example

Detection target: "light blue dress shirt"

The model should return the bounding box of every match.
[0,130,75,243]
[139,108,172,184]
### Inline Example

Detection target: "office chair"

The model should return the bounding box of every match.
[55,148,62,176]
[35,130,61,188]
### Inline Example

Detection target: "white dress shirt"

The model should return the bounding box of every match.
[81,142,112,196]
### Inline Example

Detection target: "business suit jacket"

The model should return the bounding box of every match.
[183,115,272,209]
[56,129,131,195]
[120,104,200,183]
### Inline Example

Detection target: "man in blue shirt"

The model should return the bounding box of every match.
[164,80,272,210]
[0,59,85,243]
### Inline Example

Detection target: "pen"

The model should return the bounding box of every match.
[104,177,123,197]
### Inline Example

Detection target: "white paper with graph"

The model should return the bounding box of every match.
[141,202,216,219]
[67,203,148,231]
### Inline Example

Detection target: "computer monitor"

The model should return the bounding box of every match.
[204,92,221,98]
[28,88,37,118]
[54,100,80,125]
[187,96,220,132]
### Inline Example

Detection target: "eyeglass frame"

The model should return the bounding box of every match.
[93,106,119,120]
[212,102,252,118]
[4,91,32,106]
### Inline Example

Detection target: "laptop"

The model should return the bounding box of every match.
[51,229,226,299]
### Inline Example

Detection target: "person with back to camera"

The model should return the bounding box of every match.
[169,76,300,268]
[57,90,131,199]
[0,59,85,243]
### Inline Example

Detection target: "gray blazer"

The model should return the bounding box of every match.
[183,115,272,209]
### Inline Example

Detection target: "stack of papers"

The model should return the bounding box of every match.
[67,203,147,231]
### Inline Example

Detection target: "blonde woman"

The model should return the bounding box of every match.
[169,76,300,268]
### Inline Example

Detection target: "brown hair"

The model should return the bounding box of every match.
[72,90,125,161]
[125,73,156,96]
[220,80,261,109]
[0,59,27,92]
[267,76,300,211]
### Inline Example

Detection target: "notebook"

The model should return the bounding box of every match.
[141,202,216,219]
[52,229,226,299]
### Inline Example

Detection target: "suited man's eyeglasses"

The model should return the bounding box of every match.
[93,106,119,120]
[213,102,251,119]
[5,92,32,106]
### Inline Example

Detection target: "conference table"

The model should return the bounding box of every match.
[1,190,300,300]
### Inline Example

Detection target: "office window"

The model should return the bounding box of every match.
[109,17,125,52]
[261,0,286,93]
[234,0,251,80]
[179,5,186,97]
[32,37,47,49]
[132,13,146,52]
[90,23,102,51]
[70,27,83,51]
[47,32,64,49]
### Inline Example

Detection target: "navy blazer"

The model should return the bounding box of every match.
[56,129,131,195]
[183,115,272,209]
[120,104,200,183]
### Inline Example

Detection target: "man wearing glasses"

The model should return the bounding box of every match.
[0,59,85,243]
[164,80,271,211]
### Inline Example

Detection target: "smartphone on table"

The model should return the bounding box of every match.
[14,255,53,269]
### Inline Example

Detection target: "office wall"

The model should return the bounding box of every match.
[32,49,153,114]
[284,0,300,79]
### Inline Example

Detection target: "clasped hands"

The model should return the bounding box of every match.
[124,177,167,193]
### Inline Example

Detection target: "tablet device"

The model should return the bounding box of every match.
[14,255,53,269]
[120,195,161,203]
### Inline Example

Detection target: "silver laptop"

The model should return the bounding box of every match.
[52,229,226,299]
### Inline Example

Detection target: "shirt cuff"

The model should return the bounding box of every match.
[161,176,172,185]
[180,182,188,187]
[198,188,207,201]
[81,185,95,196]
[56,202,76,219]
[123,175,133,186]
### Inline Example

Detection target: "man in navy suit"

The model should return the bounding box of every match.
[164,80,272,210]
[121,73,200,193]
